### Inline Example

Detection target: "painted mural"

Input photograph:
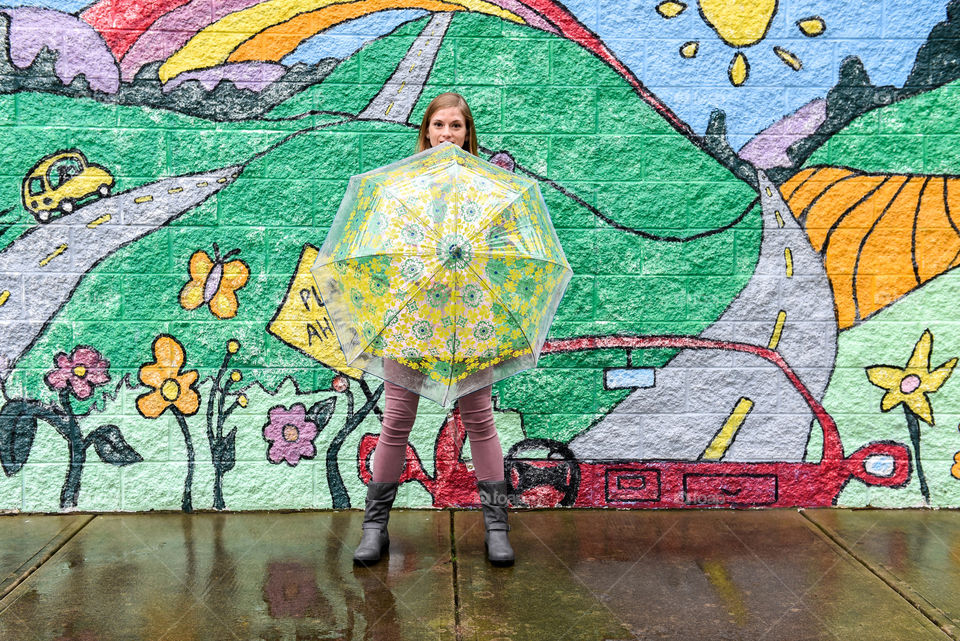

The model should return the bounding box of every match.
[1,0,960,513]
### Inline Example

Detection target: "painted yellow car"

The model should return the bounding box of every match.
[22,150,114,222]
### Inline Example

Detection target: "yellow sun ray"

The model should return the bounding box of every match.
[656,1,687,18]
[680,41,699,58]
[729,51,749,86]
[797,16,826,37]
[773,46,802,71]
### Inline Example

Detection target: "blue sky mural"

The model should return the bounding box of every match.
[2,0,953,147]
[596,0,949,147]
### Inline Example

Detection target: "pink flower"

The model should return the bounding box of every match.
[263,404,318,466]
[45,346,110,400]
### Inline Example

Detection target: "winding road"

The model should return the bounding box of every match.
[0,166,241,379]
[358,12,453,123]
[569,170,838,463]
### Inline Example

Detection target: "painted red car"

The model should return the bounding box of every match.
[358,335,911,509]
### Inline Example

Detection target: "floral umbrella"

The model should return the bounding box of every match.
[312,142,571,406]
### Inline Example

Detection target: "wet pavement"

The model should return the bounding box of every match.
[1,509,959,640]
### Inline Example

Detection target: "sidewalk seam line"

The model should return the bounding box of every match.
[0,514,96,605]
[800,511,958,640]
[450,509,462,641]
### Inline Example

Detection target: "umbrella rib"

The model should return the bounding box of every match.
[460,187,527,248]
[463,262,536,360]
[378,182,446,245]
[470,250,570,271]
[313,250,437,267]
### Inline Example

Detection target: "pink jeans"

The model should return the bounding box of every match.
[372,381,505,482]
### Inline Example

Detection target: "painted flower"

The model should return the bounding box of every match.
[369,274,388,296]
[400,257,424,282]
[412,320,434,340]
[45,346,110,400]
[401,223,425,245]
[263,403,318,466]
[485,259,509,286]
[473,320,495,342]
[425,283,450,308]
[461,201,481,222]
[517,276,537,299]
[402,347,422,359]
[462,283,485,308]
[866,329,957,425]
[136,335,200,418]
[350,288,365,310]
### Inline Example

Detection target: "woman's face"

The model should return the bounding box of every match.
[427,107,468,148]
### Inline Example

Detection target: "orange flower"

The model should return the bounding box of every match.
[137,335,200,418]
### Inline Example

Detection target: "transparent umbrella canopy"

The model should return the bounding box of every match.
[311,142,571,407]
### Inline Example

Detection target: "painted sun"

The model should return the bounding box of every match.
[656,0,826,86]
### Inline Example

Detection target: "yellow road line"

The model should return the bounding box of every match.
[217,177,227,183]
[197,181,208,187]
[398,81,405,93]
[765,186,772,196]
[168,186,183,194]
[40,244,67,267]
[784,247,793,277]
[775,209,784,228]
[0,291,10,308]
[418,49,422,56]
[87,214,111,229]
[703,397,754,460]
[134,195,153,204]
[768,310,787,350]
[409,62,415,72]
[385,102,394,116]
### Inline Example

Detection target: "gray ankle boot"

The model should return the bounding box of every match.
[477,480,515,566]
[353,482,398,566]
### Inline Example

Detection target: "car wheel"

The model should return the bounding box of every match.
[98,185,111,197]
[36,210,51,224]
[60,199,74,214]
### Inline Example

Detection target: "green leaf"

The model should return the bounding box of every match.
[212,427,237,474]
[307,397,337,430]
[87,425,143,467]
[0,400,43,476]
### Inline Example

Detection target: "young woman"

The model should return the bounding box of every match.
[353,93,514,567]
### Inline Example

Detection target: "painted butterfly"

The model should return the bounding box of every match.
[179,244,249,319]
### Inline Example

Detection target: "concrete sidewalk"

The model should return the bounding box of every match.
[1,509,959,640]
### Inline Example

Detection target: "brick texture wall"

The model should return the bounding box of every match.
[1,1,959,512]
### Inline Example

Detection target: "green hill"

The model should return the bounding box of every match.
[804,78,960,174]
[5,12,759,444]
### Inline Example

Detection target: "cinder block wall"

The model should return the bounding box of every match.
[1,1,959,512]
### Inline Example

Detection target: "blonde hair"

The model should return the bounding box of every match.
[416,92,478,155]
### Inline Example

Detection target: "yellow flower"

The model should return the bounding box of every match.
[137,335,200,418]
[865,330,957,425]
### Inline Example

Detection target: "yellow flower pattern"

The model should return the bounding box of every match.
[865,329,957,425]
[313,144,571,393]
